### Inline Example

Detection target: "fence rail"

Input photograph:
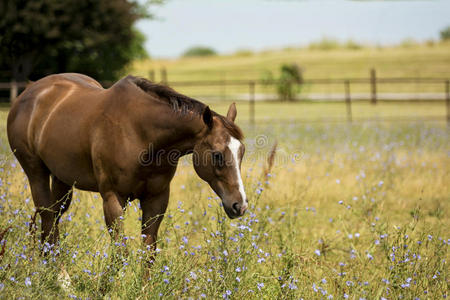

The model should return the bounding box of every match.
[1,75,449,125]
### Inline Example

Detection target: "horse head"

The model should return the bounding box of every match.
[193,103,248,219]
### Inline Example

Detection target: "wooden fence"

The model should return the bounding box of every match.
[1,74,449,125]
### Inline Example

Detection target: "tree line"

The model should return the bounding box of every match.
[0,0,162,83]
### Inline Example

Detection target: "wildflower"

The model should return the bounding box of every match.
[235,267,241,272]
[236,277,240,282]
[367,253,373,260]
[190,271,197,280]
[25,277,31,287]
[289,282,298,290]
[257,282,264,290]
[315,249,321,256]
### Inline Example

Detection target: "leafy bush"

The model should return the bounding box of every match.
[308,38,340,51]
[277,64,303,101]
[345,40,363,50]
[399,38,418,48]
[440,26,450,41]
[261,64,303,101]
[233,49,254,57]
[182,46,217,58]
[308,38,366,51]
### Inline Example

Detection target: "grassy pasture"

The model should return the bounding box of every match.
[132,42,450,96]
[0,103,448,299]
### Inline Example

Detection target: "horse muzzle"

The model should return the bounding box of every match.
[223,201,248,219]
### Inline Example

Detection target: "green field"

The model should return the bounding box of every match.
[0,102,448,299]
[131,42,450,98]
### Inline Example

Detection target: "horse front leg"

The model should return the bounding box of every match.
[99,190,127,294]
[140,186,169,265]
[101,191,126,241]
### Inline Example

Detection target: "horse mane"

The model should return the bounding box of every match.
[130,76,206,116]
[129,76,244,140]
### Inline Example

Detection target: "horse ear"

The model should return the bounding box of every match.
[203,106,213,129]
[226,102,237,122]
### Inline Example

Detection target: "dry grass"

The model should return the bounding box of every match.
[0,104,448,298]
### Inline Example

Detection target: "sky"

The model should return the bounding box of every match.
[136,0,450,58]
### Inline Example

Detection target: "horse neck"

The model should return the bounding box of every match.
[147,113,206,156]
[169,119,206,156]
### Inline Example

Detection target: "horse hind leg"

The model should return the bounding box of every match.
[37,174,73,251]
[50,175,73,231]
[17,154,72,250]
[21,160,56,248]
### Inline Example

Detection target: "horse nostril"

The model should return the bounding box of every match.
[232,202,240,214]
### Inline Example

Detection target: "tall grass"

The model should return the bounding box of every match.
[0,107,448,298]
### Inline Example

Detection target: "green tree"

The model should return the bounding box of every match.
[0,0,160,82]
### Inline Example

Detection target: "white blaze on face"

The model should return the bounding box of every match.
[228,136,247,207]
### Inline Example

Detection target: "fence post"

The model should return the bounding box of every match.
[161,67,167,84]
[345,80,352,123]
[370,68,377,105]
[220,72,226,101]
[249,81,255,126]
[446,79,450,126]
[10,80,18,103]
[148,70,155,81]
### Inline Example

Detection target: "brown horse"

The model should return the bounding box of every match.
[7,73,247,254]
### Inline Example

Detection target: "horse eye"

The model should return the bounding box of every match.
[212,151,224,167]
